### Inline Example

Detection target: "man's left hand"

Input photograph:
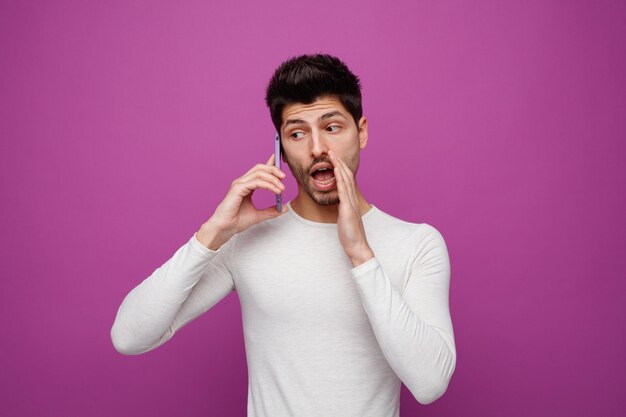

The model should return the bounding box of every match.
[329,151,375,267]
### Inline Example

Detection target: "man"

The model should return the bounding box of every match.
[111,54,456,416]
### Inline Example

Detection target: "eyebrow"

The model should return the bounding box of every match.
[283,111,347,128]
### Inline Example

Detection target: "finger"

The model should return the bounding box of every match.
[328,152,345,193]
[331,152,354,183]
[250,178,283,195]
[332,151,355,182]
[333,160,346,199]
[337,157,359,208]
[266,153,287,178]
[330,152,358,207]
[243,161,287,179]
[331,154,349,202]
[235,177,283,196]
[240,170,285,191]
[259,203,289,218]
[336,167,356,209]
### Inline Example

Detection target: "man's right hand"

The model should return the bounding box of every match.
[196,153,288,250]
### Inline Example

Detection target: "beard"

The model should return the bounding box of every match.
[284,150,360,206]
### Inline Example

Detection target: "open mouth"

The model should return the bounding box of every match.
[311,167,336,189]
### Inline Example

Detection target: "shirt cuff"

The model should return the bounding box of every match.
[349,256,381,281]
[189,232,221,257]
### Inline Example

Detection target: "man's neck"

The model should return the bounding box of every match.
[290,189,372,224]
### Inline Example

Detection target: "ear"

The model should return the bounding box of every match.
[358,116,368,149]
[280,146,288,164]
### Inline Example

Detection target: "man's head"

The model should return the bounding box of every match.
[265,54,363,155]
[265,54,368,207]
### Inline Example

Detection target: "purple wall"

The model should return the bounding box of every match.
[1,1,624,416]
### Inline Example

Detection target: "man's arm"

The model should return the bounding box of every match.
[110,153,288,355]
[328,151,455,403]
[110,230,237,355]
[349,225,456,405]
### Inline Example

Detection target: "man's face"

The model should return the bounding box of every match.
[280,95,368,206]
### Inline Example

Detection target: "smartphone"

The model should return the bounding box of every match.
[275,132,282,212]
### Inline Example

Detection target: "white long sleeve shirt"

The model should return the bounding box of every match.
[111,200,456,416]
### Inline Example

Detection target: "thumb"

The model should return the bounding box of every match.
[259,204,289,220]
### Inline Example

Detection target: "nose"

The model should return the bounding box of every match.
[309,129,329,158]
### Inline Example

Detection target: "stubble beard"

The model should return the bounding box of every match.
[284,151,360,207]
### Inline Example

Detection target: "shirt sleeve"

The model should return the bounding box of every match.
[110,232,237,355]
[349,224,456,405]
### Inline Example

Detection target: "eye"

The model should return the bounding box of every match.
[326,125,340,133]
[291,131,305,139]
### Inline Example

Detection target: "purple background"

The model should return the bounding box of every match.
[1,1,624,416]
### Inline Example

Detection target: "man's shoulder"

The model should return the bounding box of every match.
[369,205,429,230]
[369,206,445,244]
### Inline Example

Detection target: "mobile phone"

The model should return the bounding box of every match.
[275,132,282,212]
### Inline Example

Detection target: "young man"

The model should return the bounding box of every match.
[111,54,456,416]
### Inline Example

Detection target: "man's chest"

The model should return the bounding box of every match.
[233,236,359,322]
[230,230,411,326]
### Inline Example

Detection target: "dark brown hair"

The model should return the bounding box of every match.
[265,54,363,153]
